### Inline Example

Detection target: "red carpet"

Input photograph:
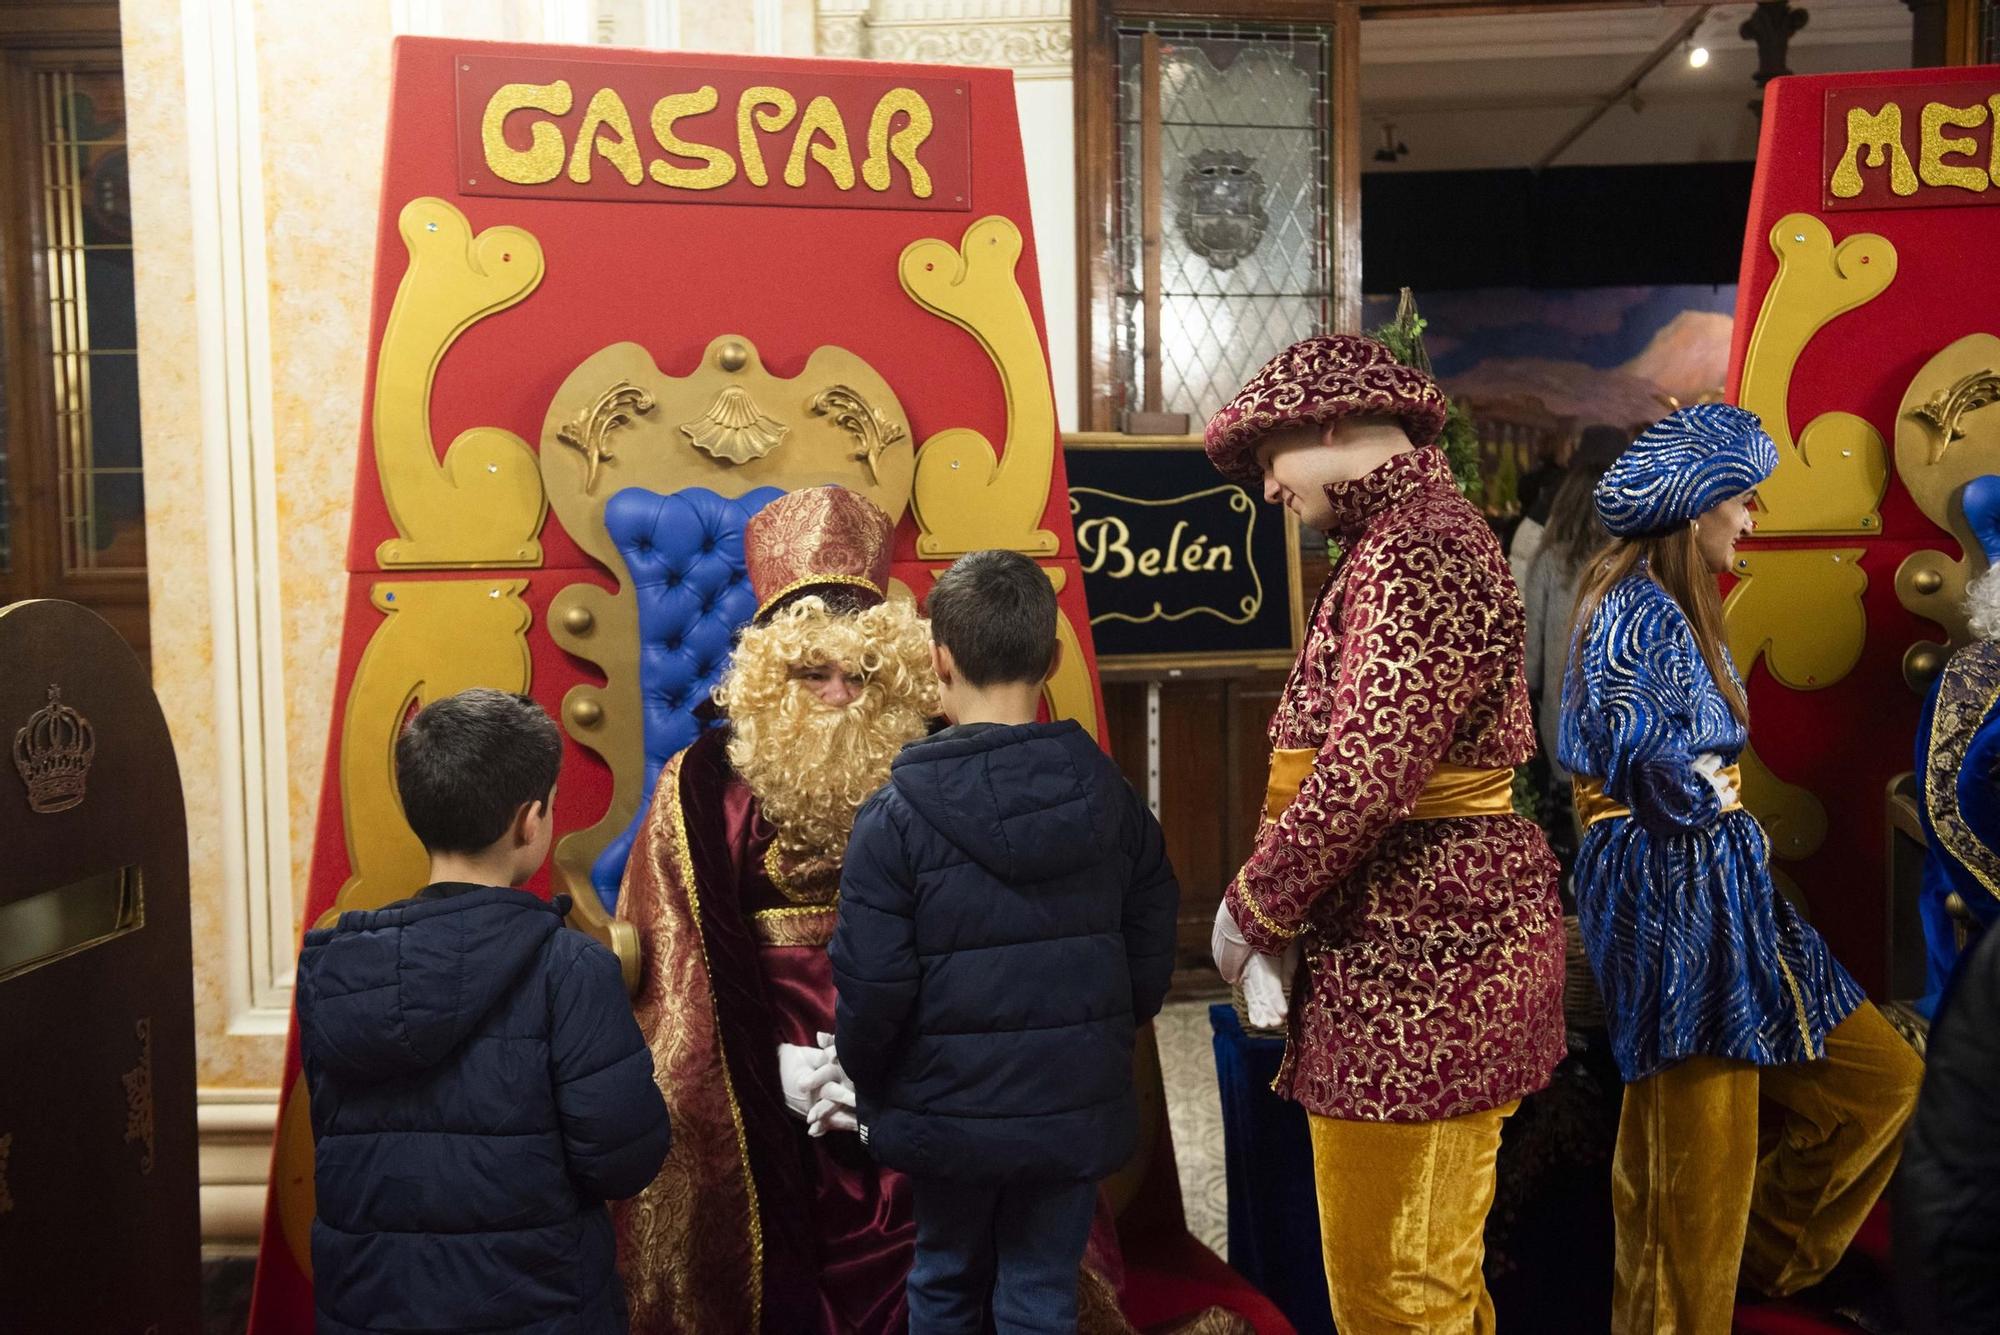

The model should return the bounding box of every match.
[1732,1205,1894,1335]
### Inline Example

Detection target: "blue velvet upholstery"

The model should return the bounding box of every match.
[589,485,785,909]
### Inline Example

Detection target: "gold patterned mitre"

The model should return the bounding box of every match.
[745,485,896,621]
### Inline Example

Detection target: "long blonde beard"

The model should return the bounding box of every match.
[714,597,938,859]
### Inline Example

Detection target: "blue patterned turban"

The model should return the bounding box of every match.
[1594,404,1779,538]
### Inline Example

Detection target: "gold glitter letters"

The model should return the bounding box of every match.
[784,96,857,191]
[482,80,574,186]
[650,86,737,191]
[863,89,934,197]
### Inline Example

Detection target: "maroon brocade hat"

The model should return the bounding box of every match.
[1203,334,1451,484]
[743,485,896,622]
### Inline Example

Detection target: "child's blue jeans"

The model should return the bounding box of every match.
[906,1175,1098,1334]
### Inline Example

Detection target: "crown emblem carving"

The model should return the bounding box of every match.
[13,684,96,814]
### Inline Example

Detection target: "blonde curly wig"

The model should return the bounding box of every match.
[714,596,939,858]
[1969,566,2000,643]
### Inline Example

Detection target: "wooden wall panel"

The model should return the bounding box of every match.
[1103,672,1288,996]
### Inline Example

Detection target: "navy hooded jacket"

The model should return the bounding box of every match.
[829,720,1180,1185]
[296,884,670,1335]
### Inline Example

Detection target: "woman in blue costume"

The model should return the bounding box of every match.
[1558,405,1923,1335]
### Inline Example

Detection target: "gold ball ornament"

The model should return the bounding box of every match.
[717,340,750,373]
[1913,569,1944,595]
[562,605,594,634]
[570,698,604,728]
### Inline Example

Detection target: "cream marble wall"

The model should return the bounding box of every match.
[253,3,393,978]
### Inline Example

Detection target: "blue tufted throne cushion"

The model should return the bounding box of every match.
[590,485,784,909]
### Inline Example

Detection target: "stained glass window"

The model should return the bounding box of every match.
[37,67,143,575]
[1113,22,1332,424]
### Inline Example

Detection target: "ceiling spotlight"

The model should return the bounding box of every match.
[1689,44,1711,68]
[1373,123,1409,164]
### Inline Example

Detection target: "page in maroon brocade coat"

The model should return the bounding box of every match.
[1224,447,1567,1123]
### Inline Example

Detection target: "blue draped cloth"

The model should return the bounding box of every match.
[1210,1004,1333,1335]
[1558,572,1865,1083]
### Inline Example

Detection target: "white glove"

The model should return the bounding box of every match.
[777,1042,831,1120]
[1242,943,1300,1030]
[1212,898,1254,986]
[806,1032,858,1137]
[1692,753,1739,807]
[808,1081,859,1138]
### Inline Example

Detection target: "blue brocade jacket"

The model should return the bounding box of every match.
[1914,639,2000,1012]
[1558,572,1865,1083]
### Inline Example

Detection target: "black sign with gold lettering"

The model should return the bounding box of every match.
[1064,436,1303,670]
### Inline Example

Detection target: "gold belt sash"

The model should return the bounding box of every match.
[1265,747,1515,823]
[1572,767,1743,829]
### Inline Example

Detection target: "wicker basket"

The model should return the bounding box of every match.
[1228,984,1288,1038]
[1561,914,1605,1030]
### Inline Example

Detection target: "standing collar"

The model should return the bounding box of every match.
[1320,447,1451,541]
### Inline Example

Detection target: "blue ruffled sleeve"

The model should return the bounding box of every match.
[1591,586,1725,837]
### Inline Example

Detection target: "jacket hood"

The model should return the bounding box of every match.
[889,721,1109,882]
[298,886,562,1082]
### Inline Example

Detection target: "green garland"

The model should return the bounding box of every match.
[1322,292,1482,563]
[1371,292,1482,504]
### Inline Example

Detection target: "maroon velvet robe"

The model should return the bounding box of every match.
[611,728,1143,1335]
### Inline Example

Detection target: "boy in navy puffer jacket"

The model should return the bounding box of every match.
[296,690,669,1335]
[829,551,1181,1334]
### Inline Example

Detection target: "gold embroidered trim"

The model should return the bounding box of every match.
[763,842,838,906]
[1773,948,1819,1061]
[1233,869,1302,941]
[665,763,764,1327]
[755,573,884,621]
[1755,820,1819,1061]
[750,904,839,947]
[1927,649,2000,903]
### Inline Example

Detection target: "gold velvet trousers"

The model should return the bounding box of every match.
[1307,1101,1516,1335]
[1611,1002,1923,1335]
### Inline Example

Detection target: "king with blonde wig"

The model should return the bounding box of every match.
[715,592,937,864]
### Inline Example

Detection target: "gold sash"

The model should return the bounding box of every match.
[1265,747,1515,823]
[1572,766,1743,829]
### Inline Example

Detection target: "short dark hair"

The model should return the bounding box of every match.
[926,550,1058,688]
[395,689,564,854]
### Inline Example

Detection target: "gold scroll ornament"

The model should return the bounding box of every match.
[334,580,535,914]
[1736,213,1897,536]
[1894,333,2000,686]
[278,576,539,1274]
[901,216,1060,558]
[1723,549,1868,864]
[373,197,547,568]
[122,1017,153,1175]
[539,335,914,937]
[1721,212,1896,871]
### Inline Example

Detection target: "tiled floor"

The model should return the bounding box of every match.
[202,1256,254,1335]
[1154,997,1229,1256]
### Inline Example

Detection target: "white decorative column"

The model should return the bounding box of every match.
[815,0,1078,434]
